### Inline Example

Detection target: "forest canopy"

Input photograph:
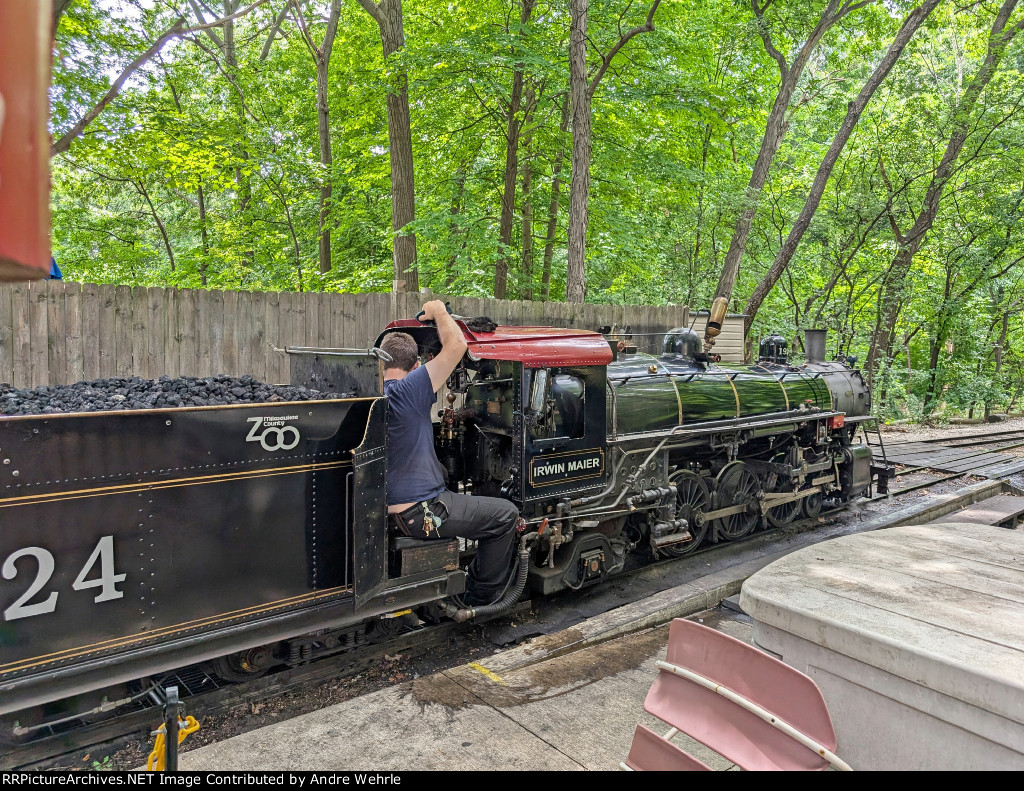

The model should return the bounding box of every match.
[48,0,1024,418]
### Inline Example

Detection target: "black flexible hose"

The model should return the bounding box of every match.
[447,535,533,623]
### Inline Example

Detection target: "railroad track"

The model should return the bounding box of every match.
[0,472,960,771]
[876,427,1024,448]
[868,426,1024,498]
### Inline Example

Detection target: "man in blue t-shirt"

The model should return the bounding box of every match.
[380,300,519,606]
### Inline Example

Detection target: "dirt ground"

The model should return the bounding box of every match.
[56,628,506,771]
[52,418,1021,772]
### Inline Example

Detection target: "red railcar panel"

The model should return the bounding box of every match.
[0,0,51,280]
[384,319,614,367]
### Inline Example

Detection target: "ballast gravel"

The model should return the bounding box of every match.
[0,375,348,415]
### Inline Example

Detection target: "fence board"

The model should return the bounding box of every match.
[178,288,197,380]
[148,286,166,379]
[65,281,84,385]
[222,291,239,376]
[292,291,307,362]
[114,285,133,377]
[325,292,341,349]
[236,290,252,381]
[364,293,385,349]
[202,290,222,377]
[12,282,30,387]
[29,281,49,388]
[164,287,179,378]
[264,290,283,383]
[0,282,717,386]
[289,291,306,349]
[317,293,331,348]
[194,290,209,377]
[82,283,100,381]
[131,286,149,380]
[249,290,267,382]
[45,281,67,385]
[0,284,12,384]
[304,291,319,349]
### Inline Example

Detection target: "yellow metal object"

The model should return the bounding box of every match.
[725,375,741,418]
[147,715,200,771]
[703,297,729,352]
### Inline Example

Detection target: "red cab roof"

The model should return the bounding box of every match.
[383,319,613,367]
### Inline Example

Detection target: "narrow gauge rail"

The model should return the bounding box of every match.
[872,427,1024,448]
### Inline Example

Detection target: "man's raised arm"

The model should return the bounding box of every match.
[422,300,468,392]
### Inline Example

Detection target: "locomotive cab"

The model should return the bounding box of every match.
[374,319,611,512]
[375,319,616,597]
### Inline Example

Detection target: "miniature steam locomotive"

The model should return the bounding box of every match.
[0,310,883,741]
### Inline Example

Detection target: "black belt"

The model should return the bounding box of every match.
[396,501,425,520]
[389,496,444,538]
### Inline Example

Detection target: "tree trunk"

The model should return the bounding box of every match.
[521,137,535,301]
[215,3,256,271]
[136,181,175,272]
[562,0,662,303]
[316,60,333,275]
[923,269,952,414]
[295,0,342,276]
[222,4,250,213]
[197,182,209,286]
[742,0,940,334]
[495,1,535,299]
[52,0,73,38]
[359,0,418,292]
[987,295,1018,416]
[713,0,870,305]
[865,0,1022,386]
[565,0,661,303]
[541,96,570,300]
[566,0,590,304]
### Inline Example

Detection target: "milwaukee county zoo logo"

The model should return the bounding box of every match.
[246,415,301,451]
[529,449,605,487]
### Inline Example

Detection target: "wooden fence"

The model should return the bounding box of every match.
[0,281,744,389]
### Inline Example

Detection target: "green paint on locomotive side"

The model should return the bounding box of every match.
[606,357,832,436]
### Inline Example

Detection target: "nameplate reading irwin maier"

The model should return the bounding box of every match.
[529,449,605,487]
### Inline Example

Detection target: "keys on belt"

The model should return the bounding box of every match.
[391,499,443,538]
[421,502,442,537]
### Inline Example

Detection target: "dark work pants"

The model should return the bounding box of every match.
[433,491,519,603]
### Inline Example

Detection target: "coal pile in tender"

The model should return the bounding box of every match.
[0,375,349,415]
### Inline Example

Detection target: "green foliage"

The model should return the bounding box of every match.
[47,0,1024,417]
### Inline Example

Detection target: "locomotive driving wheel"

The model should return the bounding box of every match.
[765,453,800,528]
[661,470,710,557]
[802,489,823,518]
[712,461,762,540]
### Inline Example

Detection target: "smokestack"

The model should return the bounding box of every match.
[805,329,826,364]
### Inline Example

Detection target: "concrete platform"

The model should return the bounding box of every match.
[174,600,751,771]
[740,522,1024,771]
